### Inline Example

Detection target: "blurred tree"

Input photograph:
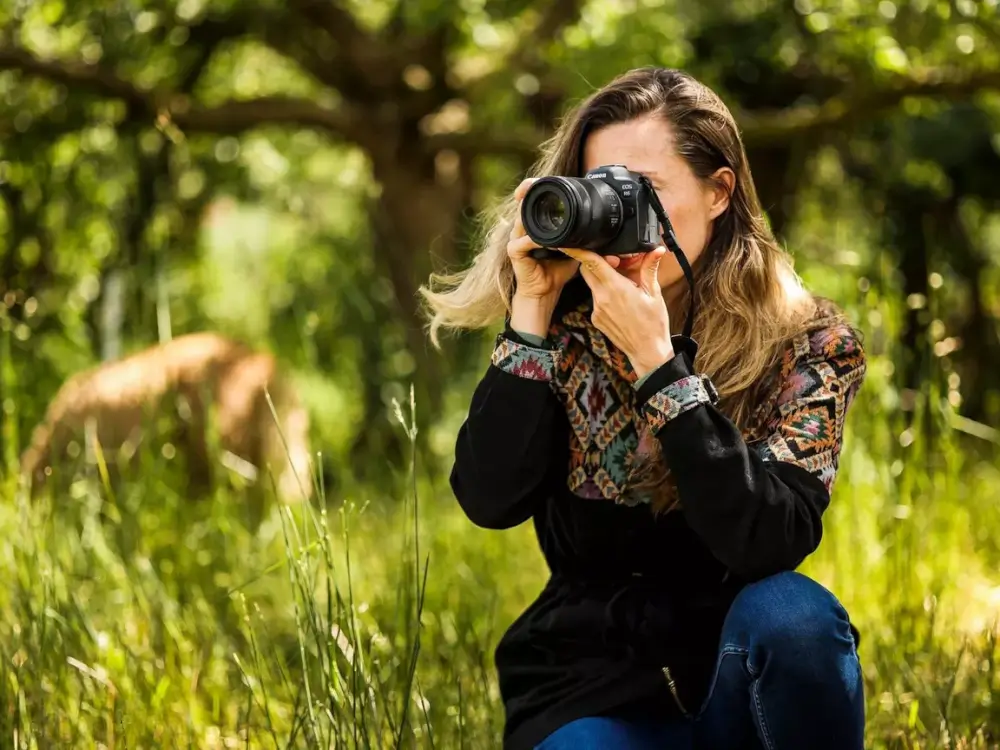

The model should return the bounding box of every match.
[836,102,1000,426]
[2,0,999,482]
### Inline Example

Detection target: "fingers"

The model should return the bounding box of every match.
[513,178,538,201]
[578,265,635,296]
[557,247,598,266]
[510,210,526,241]
[510,178,539,241]
[506,233,540,261]
[576,261,595,288]
[640,246,667,295]
[560,248,619,285]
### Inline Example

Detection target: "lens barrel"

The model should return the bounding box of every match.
[521,177,623,251]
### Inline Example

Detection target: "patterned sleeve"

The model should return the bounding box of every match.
[755,324,867,494]
[639,374,717,434]
[636,321,867,580]
[490,333,560,383]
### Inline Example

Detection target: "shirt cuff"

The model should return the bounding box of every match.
[511,329,546,347]
[634,351,693,402]
[633,351,714,434]
[491,332,559,382]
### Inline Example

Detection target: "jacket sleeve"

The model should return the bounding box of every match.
[450,329,562,530]
[635,325,866,581]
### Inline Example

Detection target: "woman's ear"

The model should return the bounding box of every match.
[707,167,735,220]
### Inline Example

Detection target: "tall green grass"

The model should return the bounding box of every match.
[1,341,1000,748]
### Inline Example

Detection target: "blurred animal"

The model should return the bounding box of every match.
[19,332,313,512]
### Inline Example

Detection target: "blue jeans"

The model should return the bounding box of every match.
[535,572,865,750]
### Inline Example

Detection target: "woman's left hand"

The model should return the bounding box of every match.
[560,247,675,379]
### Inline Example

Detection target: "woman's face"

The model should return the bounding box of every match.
[581,114,733,291]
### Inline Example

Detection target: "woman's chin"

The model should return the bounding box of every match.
[612,253,644,284]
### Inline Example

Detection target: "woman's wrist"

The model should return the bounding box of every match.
[629,338,676,379]
[510,292,559,340]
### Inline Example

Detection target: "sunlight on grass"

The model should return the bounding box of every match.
[1,366,999,748]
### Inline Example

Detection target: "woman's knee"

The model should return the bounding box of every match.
[535,716,687,749]
[722,571,857,666]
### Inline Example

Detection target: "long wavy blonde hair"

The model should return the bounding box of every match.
[420,67,839,512]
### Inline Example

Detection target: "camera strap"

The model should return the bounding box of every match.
[639,176,697,343]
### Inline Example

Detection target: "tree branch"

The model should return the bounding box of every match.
[0,107,91,141]
[0,45,370,144]
[176,15,243,91]
[423,126,545,160]
[7,40,997,165]
[289,0,367,48]
[285,0,387,90]
[286,0,447,97]
[736,67,1000,145]
[256,21,371,102]
[169,96,367,138]
[431,66,1000,158]
[525,0,587,59]
[457,0,585,93]
[167,6,352,95]
[0,46,149,108]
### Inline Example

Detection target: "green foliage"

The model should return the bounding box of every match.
[3,0,1000,464]
[2,366,1000,747]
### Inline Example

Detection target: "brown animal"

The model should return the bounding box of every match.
[19,332,313,511]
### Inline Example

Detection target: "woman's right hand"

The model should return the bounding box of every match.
[507,179,581,301]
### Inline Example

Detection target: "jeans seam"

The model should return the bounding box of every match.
[751,680,775,750]
[694,646,749,720]
[746,652,775,750]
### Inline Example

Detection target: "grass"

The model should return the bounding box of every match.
[2,355,1000,748]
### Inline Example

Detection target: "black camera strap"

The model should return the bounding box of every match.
[571,134,698,358]
[638,175,697,343]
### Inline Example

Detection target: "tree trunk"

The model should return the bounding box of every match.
[941,197,1000,423]
[366,133,471,407]
[885,186,933,430]
[745,140,810,240]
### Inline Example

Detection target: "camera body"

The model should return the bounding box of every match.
[521,164,662,259]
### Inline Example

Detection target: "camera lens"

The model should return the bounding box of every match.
[522,182,578,246]
[535,192,567,232]
[521,176,623,251]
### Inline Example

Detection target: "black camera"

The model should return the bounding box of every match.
[521,164,662,259]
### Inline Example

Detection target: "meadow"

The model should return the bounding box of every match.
[2,339,1000,749]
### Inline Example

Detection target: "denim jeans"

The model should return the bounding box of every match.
[534,571,865,750]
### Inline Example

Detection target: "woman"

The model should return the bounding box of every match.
[420,67,867,750]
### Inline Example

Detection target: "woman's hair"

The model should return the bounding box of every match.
[420,67,839,512]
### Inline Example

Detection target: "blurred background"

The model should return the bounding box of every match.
[1,0,1000,747]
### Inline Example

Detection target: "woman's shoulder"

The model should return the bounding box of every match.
[742,296,868,438]
[758,296,866,403]
[762,295,868,417]
[797,295,867,370]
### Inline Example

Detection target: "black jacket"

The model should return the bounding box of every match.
[450,292,867,750]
